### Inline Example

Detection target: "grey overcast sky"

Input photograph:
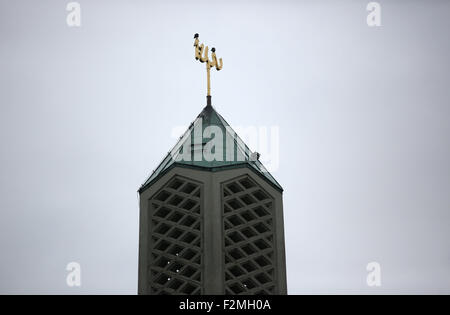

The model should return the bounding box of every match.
[1,0,449,294]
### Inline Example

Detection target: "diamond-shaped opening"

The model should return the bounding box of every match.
[154,206,171,219]
[229,265,245,277]
[191,205,200,214]
[168,262,183,273]
[168,178,184,190]
[181,182,197,194]
[224,189,231,197]
[240,194,256,206]
[168,195,183,206]
[151,236,163,247]
[180,265,197,278]
[154,256,170,268]
[224,204,233,214]
[225,271,233,281]
[193,254,201,265]
[254,238,270,250]
[180,232,197,244]
[226,183,243,194]
[193,271,201,281]
[155,223,171,235]
[228,231,245,243]
[192,221,201,230]
[181,282,197,294]
[229,248,245,260]
[241,243,258,255]
[194,190,200,198]
[224,220,232,230]
[180,215,196,228]
[181,199,196,211]
[255,272,271,285]
[242,278,257,289]
[155,239,171,251]
[167,211,183,223]
[241,227,257,238]
[242,260,258,273]
[227,215,244,227]
[253,189,269,201]
[181,248,196,260]
[155,273,170,285]
[253,222,270,234]
[255,255,271,267]
[168,244,183,256]
[155,190,171,202]
[227,199,243,210]
[253,206,269,218]
[167,278,184,290]
[168,228,183,240]
[229,282,245,294]
[239,177,256,189]
[241,210,257,222]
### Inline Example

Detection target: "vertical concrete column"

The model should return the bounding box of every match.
[203,172,224,294]
[138,194,149,295]
[274,196,287,294]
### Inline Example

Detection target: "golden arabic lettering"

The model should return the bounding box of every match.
[193,33,223,97]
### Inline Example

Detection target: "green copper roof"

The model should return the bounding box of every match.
[140,104,282,192]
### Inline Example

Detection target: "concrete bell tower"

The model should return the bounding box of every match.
[137,34,287,295]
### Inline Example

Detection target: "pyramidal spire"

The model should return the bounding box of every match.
[139,34,281,192]
[140,104,281,192]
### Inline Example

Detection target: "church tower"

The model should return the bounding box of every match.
[137,34,287,295]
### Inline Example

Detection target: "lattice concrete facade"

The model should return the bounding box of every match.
[138,166,287,295]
